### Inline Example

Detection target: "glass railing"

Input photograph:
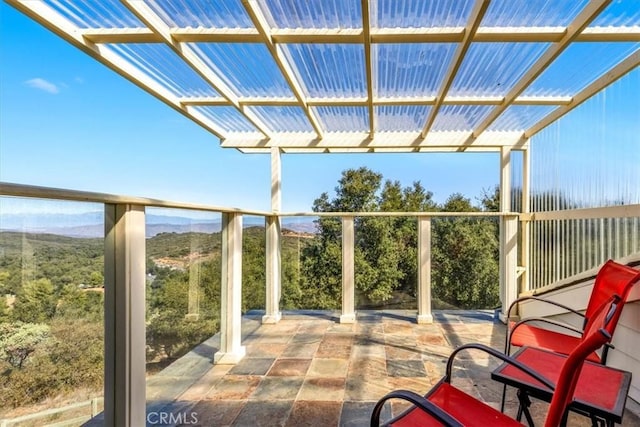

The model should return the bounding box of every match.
[4,182,635,424]
[0,196,104,425]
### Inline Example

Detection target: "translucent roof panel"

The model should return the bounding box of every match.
[375,44,456,97]
[190,44,294,98]
[481,0,590,27]
[192,107,260,133]
[313,106,369,132]
[524,42,640,97]
[375,105,430,132]
[372,0,474,28]
[261,0,362,29]
[488,105,557,131]
[284,44,366,98]
[144,0,254,28]
[432,105,493,131]
[108,44,220,97]
[590,0,640,27]
[43,0,144,28]
[247,107,315,133]
[450,43,550,97]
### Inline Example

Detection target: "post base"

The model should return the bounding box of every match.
[340,313,356,324]
[262,312,282,324]
[213,347,246,365]
[416,314,433,324]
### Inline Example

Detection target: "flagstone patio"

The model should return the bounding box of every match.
[144,310,639,426]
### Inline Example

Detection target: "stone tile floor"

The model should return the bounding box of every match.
[146,310,640,427]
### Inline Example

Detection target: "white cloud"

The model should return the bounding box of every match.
[24,77,60,94]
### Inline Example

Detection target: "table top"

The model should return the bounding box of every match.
[491,346,632,423]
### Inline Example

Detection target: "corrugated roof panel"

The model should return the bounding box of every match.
[481,0,590,27]
[283,44,366,98]
[590,0,640,27]
[450,42,549,97]
[192,106,260,133]
[190,43,294,98]
[372,0,474,28]
[524,42,640,97]
[43,0,144,28]
[488,105,556,131]
[375,105,431,131]
[108,43,220,97]
[313,106,369,132]
[247,106,315,132]
[260,0,362,29]
[144,0,254,28]
[432,105,493,131]
[375,44,456,97]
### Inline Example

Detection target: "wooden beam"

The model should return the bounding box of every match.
[362,0,375,136]
[419,0,491,138]
[81,25,640,45]
[221,130,526,149]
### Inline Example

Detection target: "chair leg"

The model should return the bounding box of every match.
[516,389,535,427]
[500,383,508,412]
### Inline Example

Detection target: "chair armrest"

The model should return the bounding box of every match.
[506,295,585,322]
[370,389,463,427]
[445,343,555,391]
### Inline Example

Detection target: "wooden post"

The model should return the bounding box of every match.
[214,212,246,364]
[417,217,433,323]
[341,217,356,323]
[104,204,146,427]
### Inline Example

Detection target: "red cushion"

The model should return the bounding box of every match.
[389,383,523,427]
[509,324,601,363]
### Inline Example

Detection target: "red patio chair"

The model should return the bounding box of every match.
[504,260,639,365]
[500,260,639,412]
[370,295,621,427]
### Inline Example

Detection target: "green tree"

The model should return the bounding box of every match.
[12,278,57,323]
[57,284,103,321]
[0,296,8,323]
[299,167,437,307]
[0,322,50,368]
[432,194,499,308]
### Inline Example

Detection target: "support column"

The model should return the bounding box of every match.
[417,217,433,324]
[499,147,518,323]
[264,147,282,324]
[214,212,246,364]
[520,146,531,294]
[263,216,282,323]
[104,204,146,427]
[341,216,356,323]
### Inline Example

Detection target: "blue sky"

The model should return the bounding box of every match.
[1,3,637,214]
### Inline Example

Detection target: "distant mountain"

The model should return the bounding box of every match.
[0,211,317,238]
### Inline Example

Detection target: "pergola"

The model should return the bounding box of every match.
[4,1,639,425]
[7,0,639,154]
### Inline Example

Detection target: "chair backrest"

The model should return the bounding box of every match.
[583,260,640,330]
[544,295,620,427]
